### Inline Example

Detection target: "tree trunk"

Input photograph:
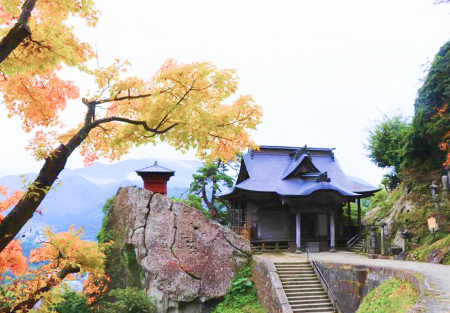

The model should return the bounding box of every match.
[0,127,90,253]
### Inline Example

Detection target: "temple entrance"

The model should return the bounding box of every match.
[301,213,316,240]
[300,212,329,240]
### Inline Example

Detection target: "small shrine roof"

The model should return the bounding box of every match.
[136,161,175,174]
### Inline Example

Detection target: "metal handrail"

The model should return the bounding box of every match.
[346,234,360,248]
[306,249,344,313]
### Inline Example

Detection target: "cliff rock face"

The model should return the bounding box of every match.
[107,187,251,313]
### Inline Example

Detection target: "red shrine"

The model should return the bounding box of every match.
[136,161,175,196]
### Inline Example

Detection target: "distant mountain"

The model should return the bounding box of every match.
[0,158,202,241]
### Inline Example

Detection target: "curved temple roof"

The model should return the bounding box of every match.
[222,145,380,199]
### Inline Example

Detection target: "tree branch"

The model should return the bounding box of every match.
[88,92,153,105]
[9,265,80,312]
[0,0,38,64]
[91,116,178,134]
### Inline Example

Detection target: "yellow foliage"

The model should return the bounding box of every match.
[0,226,108,312]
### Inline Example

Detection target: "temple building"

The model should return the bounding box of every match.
[220,145,380,252]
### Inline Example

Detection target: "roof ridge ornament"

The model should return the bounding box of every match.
[316,172,331,183]
[294,145,309,160]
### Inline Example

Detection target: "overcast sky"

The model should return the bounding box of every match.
[2,0,450,185]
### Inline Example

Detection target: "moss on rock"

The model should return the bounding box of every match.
[97,196,145,290]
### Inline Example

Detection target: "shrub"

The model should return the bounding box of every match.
[211,262,265,313]
[98,287,156,313]
[53,291,90,313]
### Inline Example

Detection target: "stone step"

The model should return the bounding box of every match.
[274,262,309,265]
[283,286,324,291]
[291,302,334,308]
[285,289,328,298]
[292,307,335,313]
[276,263,311,266]
[280,275,317,281]
[277,268,314,272]
[290,298,331,304]
[277,267,313,271]
[282,278,320,282]
[277,272,315,277]
[282,281,321,286]
[287,293,328,299]
[278,271,316,275]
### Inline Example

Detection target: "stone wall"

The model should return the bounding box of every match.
[316,262,425,313]
[252,256,293,313]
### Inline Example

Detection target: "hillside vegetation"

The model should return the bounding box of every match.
[356,278,418,313]
[366,39,450,263]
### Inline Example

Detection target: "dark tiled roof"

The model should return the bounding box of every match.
[222,145,379,198]
[136,161,175,173]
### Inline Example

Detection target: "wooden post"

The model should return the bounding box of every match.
[347,201,351,225]
[296,213,301,253]
[357,198,362,239]
[246,202,252,233]
[238,200,241,227]
[330,210,336,252]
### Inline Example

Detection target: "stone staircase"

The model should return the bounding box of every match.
[275,262,336,313]
[348,239,364,253]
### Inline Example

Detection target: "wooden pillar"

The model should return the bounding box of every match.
[230,201,234,228]
[357,198,362,239]
[347,201,351,225]
[330,210,336,252]
[246,202,252,232]
[296,213,301,253]
[238,200,241,227]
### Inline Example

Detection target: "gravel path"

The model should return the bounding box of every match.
[259,251,450,312]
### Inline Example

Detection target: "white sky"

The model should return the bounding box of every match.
[2,0,450,185]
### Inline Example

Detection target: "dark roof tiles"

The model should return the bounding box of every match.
[223,145,379,198]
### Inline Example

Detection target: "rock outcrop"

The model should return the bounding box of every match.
[106,187,251,313]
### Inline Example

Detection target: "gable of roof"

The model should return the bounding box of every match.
[281,153,320,179]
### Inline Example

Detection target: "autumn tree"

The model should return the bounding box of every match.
[0,1,261,309]
[0,0,262,265]
[0,226,108,312]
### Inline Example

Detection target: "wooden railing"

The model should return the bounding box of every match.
[306,248,344,313]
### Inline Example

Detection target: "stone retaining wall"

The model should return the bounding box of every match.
[316,262,426,313]
[252,256,293,313]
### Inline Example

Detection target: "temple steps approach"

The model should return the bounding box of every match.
[275,262,336,313]
[348,239,364,253]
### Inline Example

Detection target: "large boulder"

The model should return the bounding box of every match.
[107,187,251,313]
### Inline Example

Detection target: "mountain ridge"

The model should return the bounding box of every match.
[0,158,202,241]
